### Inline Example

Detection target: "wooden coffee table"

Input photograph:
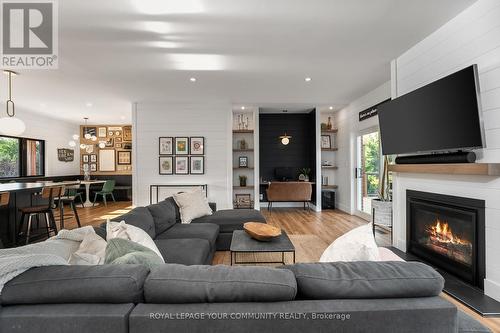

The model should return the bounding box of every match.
[230,230,296,265]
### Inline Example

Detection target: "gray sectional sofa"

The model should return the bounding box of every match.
[97,197,266,265]
[0,198,492,332]
[0,261,491,333]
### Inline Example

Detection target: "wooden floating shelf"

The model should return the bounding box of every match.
[233,167,254,170]
[233,130,254,134]
[388,163,500,176]
[233,186,255,189]
[321,148,338,152]
[322,185,338,189]
[321,129,338,133]
[321,165,338,169]
[233,149,254,152]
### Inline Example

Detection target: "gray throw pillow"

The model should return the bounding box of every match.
[105,238,163,270]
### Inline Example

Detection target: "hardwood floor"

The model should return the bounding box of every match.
[68,203,499,332]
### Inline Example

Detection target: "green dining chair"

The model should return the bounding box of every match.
[93,180,116,207]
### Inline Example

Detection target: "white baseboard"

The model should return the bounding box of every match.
[484,279,500,302]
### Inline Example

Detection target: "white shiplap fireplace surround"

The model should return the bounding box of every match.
[389,0,500,302]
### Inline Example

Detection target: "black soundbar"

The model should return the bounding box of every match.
[395,151,476,164]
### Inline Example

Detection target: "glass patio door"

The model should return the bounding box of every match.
[355,129,381,220]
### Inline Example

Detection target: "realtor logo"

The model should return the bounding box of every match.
[1,0,58,69]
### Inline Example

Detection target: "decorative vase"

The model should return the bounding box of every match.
[326,117,332,130]
[240,177,247,187]
[372,199,393,228]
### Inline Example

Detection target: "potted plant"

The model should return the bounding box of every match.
[298,168,311,182]
[239,175,247,187]
[372,156,392,230]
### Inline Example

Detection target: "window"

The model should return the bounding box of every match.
[0,136,20,178]
[0,135,45,179]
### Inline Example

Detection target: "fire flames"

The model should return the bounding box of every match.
[427,219,468,245]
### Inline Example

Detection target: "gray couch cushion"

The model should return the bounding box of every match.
[154,239,211,265]
[156,223,219,252]
[131,297,457,333]
[147,197,180,235]
[144,264,297,303]
[283,261,444,300]
[192,209,266,233]
[112,207,155,239]
[1,265,149,305]
[0,304,134,333]
[458,310,492,333]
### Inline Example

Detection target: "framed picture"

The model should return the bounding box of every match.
[235,194,252,209]
[190,156,204,174]
[321,135,331,149]
[190,137,205,155]
[115,143,122,148]
[105,138,114,147]
[99,149,116,171]
[90,163,97,172]
[238,156,248,168]
[123,126,132,141]
[82,154,89,163]
[98,127,107,138]
[123,142,132,150]
[159,137,173,155]
[175,156,189,174]
[57,148,74,162]
[83,127,97,137]
[159,156,173,175]
[90,154,97,163]
[117,151,131,165]
[115,137,122,143]
[108,130,114,137]
[175,137,189,155]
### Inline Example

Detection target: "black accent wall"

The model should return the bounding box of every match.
[259,111,316,182]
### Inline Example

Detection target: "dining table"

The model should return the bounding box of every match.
[79,180,106,207]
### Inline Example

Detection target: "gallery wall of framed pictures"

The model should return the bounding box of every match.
[80,125,132,175]
[159,137,205,175]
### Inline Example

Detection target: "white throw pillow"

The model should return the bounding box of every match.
[320,223,380,262]
[106,220,165,262]
[173,188,213,224]
[69,233,107,265]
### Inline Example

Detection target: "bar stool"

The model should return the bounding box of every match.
[18,186,63,245]
[0,192,10,248]
[55,184,82,229]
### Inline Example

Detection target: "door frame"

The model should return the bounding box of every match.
[354,126,381,221]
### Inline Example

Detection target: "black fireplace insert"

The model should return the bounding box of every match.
[406,190,485,289]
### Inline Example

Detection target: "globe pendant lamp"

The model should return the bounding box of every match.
[279,131,292,145]
[0,70,26,136]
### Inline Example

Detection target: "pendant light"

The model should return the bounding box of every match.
[279,131,292,145]
[0,70,26,136]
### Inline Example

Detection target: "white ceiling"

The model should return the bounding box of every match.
[1,0,476,124]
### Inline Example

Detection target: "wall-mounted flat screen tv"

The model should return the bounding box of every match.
[378,65,483,155]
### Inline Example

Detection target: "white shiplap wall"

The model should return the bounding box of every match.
[18,109,80,176]
[392,0,500,301]
[133,102,232,209]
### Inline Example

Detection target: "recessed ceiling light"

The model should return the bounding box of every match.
[241,106,245,110]
[305,77,312,82]
[190,77,197,82]
[329,106,333,110]
[85,102,93,107]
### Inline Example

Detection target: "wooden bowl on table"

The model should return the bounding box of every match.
[244,222,282,241]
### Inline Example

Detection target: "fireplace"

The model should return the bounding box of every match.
[406,190,485,289]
